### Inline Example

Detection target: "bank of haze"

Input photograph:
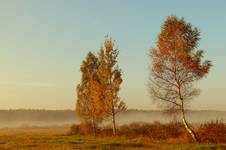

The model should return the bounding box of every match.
[0,109,225,128]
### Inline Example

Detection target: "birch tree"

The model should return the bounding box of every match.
[76,52,104,135]
[76,37,126,136]
[149,16,211,142]
[97,37,126,135]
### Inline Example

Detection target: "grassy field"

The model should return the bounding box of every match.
[0,128,225,150]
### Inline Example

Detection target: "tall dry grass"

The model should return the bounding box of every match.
[68,120,226,143]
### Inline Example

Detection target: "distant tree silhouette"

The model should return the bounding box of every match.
[149,16,211,142]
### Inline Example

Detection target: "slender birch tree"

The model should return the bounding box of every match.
[149,16,211,142]
[76,52,104,135]
[97,37,126,135]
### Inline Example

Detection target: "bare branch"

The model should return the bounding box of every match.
[151,88,180,106]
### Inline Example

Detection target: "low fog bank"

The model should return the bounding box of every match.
[117,110,226,125]
[0,109,225,128]
[0,110,79,128]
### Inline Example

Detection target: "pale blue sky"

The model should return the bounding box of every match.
[0,0,225,110]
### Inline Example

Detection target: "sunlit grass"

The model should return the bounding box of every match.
[0,128,225,150]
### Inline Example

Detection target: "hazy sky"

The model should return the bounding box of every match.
[0,0,226,110]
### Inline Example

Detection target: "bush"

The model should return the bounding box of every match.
[117,121,185,140]
[68,124,80,135]
[197,120,226,143]
[68,122,98,135]
[68,121,226,143]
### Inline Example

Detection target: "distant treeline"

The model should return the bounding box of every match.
[0,109,77,122]
[0,109,225,123]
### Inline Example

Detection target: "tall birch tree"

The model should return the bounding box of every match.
[149,16,211,142]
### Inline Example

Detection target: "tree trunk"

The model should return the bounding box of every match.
[177,81,198,142]
[112,106,116,135]
[92,119,96,136]
[112,115,116,135]
[180,101,198,142]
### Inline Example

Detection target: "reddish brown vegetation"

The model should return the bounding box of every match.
[117,122,185,140]
[68,121,226,143]
[198,120,226,143]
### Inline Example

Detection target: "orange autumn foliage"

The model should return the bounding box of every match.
[149,16,212,142]
[76,37,126,135]
[76,52,104,134]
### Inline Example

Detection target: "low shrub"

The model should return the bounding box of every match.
[68,121,226,143]
[117,121,185,140]
[68,122,98,135]
[197,120,226,143]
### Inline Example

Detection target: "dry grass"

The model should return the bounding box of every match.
[198,120,226,143]
[0,127,225,150]
[69,121,226,143]
[0,128,67,136]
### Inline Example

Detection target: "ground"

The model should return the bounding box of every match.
[0,128,225,150]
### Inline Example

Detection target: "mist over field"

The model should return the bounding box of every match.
[1,0,226,149]
[0,109,225,128]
